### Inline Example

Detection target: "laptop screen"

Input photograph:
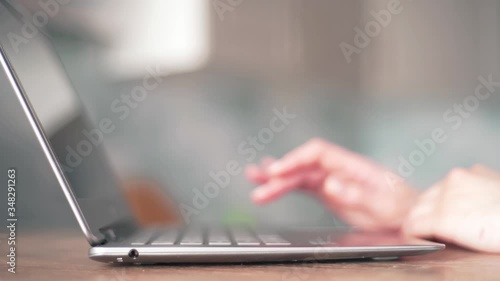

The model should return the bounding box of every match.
[0,1,135,241]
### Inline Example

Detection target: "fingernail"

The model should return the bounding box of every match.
[325,176,343,196]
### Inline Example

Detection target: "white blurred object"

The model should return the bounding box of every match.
[0,16,79,136]
[19,40,80,135]
[97,0,211,80]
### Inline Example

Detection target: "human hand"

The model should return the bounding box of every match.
[403,165,500,253]
[245,138,418,231]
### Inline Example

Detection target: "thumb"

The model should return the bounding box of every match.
[401,204,436,239]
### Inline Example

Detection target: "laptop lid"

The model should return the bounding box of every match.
[0,0,136,246]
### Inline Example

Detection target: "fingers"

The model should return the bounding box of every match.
[245,138,417,232]
[268,139,345,176]
[248,138,388,190]
[470,164,500,180]
[403,166,500,253]
[251,172,306,204]
[245,157,276,184]
[321,176,396,231]
[403,167,482,240]
[402,185,441,238]
[245,164,267,184]
[267,139,388,190]
[322,176,363,206]
[252,167,326,204]
[261,157,276,169]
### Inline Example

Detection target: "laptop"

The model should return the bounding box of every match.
[0,1,444,264]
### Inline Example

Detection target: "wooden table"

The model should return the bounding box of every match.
[2,230,500,281]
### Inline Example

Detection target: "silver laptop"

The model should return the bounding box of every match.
[0,1,444,264]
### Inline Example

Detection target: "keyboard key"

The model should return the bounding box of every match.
[129,229,155,245]
[232,229,261,246]
[151,230,179,245]
[208,230,232,246]
[180,228,204,246]
[258,234,291,246]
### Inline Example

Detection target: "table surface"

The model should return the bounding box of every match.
[2,231,500,281]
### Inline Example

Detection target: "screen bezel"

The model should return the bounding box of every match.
[0,1,137,246]
[0,44,107,245]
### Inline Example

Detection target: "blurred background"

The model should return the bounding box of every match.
[1,0,500,234]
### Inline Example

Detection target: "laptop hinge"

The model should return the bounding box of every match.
[98,218,138,243]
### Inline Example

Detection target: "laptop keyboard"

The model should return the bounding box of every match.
[150,231,177,246]
[128,227,291,246]
[207,229,232,246]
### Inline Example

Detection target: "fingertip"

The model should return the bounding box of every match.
[244,164,258,177]
[251,174,304,205]
[245,164,267,184]
[251,187,271,204]
[251,196,268,205]
[260,157,276,168]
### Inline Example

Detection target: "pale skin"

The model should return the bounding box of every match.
[245,138,500,253]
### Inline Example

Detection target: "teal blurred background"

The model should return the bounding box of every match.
[1,0,500,233]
